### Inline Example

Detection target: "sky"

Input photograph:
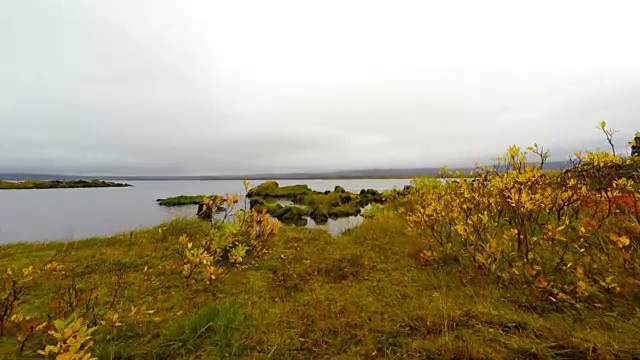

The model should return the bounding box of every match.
[1,0,640,176]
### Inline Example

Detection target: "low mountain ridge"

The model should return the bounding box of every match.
[0,161,572,181]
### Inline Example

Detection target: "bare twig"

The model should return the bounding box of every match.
[598,121,618,156]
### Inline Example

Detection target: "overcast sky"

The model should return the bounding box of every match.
[2,0,640,175]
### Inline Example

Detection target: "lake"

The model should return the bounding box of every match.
[0,179,411,244]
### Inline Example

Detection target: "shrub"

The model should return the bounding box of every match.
[177,180,281,285]
[405,125,640,304]
[0,267,35,336]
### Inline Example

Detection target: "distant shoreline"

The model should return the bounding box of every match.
[0,179,132,190]
[0,175,454,182]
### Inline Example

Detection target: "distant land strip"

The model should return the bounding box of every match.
[0,179,131,190]
[0,161,572,181]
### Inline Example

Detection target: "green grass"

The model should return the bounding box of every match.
[1,212,639,359]
[156,195,212,207]
[0,180,131,190]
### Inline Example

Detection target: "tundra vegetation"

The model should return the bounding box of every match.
[0,180,131,190]
[1,123,640,359]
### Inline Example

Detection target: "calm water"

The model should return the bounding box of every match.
[0,179,410,244]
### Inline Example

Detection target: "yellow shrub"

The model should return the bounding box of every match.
[177,180,281,285]
[406,141,640,303]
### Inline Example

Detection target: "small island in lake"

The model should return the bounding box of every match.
[157,181,388,226]
[247,181,386,226]
[0,179,132,190]
[156,195,212,207]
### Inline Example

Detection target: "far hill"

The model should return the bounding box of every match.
[0,161,572,181]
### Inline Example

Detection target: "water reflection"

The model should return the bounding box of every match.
[305,216,365,236]
[179,203,366,236]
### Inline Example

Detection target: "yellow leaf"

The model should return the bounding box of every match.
[576,280,588,296]
[609,234,630,248]
[557,292,572,301]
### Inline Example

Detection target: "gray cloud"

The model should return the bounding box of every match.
[2,0,640,175]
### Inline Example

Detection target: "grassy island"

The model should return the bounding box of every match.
[156,195,212,207]
[0,179,131,190]
[246,181,386,225]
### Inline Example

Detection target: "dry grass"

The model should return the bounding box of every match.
[2,211,638,359]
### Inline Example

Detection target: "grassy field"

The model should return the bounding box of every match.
[1,212,638,359]
[0,180,131,190]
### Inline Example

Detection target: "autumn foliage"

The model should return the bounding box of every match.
[406,124,640,304]
[176,180,281,285]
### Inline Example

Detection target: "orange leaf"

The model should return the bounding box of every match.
[534,274,548,289]
[524,263,537,276]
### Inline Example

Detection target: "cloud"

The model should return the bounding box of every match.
[1,0,640,175]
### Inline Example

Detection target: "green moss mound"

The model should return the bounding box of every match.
[274,206,311,225]
[156,195,209,207]
[247,181,313,199]
[247,182,384,226]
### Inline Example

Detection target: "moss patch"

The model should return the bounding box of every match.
[156,195,211,207]
[247,182,385,226]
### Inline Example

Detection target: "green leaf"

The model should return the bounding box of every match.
[600,120,607,129]
[53,319,68,331]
